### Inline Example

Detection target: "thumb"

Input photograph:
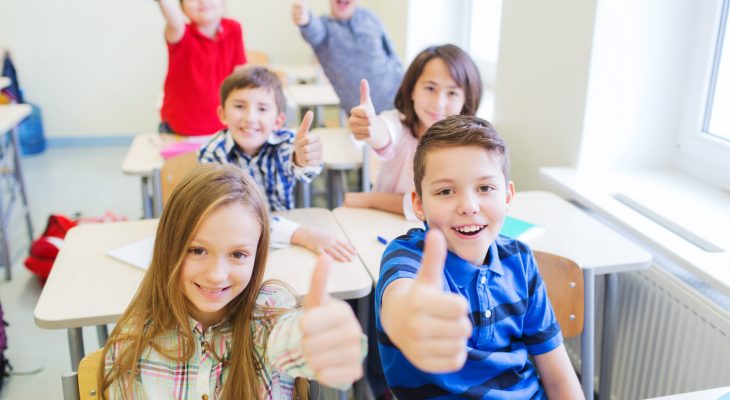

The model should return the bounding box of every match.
[359,79,372,107]
[296,111,314,141]
[304,252,332,309]
[414,229,448,289]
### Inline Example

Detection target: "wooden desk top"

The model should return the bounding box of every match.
[285,84,340,107]
[0,104,31,135]
[270,63,319,83]
[334,191,652,282]
[121,133,169,176]
[34,208,372,329]
[315,127,363,170]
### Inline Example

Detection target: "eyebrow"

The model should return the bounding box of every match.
[420,79,463,89]
[429,175,500,186]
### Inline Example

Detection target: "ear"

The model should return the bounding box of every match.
[411,191,426,222]
[273,112,286,130]
[217,105,226,125]
[505,180,515,208]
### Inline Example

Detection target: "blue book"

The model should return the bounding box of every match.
[499,216,544,241]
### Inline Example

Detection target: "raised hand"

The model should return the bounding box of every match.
[293,111,323,167]
[383,230,472,373]
[291,0,311,26]
[348,79,377,141]
[300,253,364,387]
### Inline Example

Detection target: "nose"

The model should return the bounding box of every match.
[203,257,228,284]
[457,192,479,215]
[436,90,449,109]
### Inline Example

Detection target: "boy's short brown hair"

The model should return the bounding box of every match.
[413,115,510,196]
[219,66,286,113]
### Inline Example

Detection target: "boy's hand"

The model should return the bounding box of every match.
[348,79,377,141]
[293,226,356,262]
[292,0,311,26]
[384,230,472,373]
[294,111,323,167]
[301,253,364,387]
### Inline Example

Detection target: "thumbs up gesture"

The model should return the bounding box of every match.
[293,111,323,167]
[291,0,311,26]
[300,253,364,387]
[382,230,472,373]
[348,79,378,141]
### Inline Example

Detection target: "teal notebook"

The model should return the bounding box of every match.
[499,216,544,241]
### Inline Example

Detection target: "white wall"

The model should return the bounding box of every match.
[404,0,469,63]
[492,0,597,190]
[0,0,407,138]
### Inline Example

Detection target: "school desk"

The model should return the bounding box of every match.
[33,208,372,372]
[333,190,652,400]
[270,62,320,84]
[121,133,175,218]
[314,127,363,208]
[0,77,10,90]
[0,104,34,280]
[285,83,341,128]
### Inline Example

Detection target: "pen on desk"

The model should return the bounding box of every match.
[377,235,388,245]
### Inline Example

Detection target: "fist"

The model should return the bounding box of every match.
[292,0,311,26]
[348,79,377,141]
[294,111,323,167]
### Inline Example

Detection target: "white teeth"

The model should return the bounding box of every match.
[456,225,483,233]
[199,286,224,293]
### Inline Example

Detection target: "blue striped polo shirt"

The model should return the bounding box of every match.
[374,228,563,400]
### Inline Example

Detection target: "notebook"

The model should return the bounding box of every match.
[500,215,544,241]
[107,236,154,270]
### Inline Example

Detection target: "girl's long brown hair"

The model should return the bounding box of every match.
[99,163,274,399]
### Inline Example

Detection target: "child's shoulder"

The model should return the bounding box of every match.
[256,281,298,309]
[494,235,537,272]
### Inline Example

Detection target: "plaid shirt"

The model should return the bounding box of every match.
[198,129,322,211]
[105,286,315,400]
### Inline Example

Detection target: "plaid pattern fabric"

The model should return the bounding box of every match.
[198,129,322,211]
[105,285,315,399]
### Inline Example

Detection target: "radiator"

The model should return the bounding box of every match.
[564,266,730,399]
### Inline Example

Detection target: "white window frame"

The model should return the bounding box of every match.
[677,0,730,190]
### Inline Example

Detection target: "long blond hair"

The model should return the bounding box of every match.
[100,163,273,399]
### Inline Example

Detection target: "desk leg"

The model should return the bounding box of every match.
[296,181,311,208]
[10,126,34,241]
[327,170,346,209]
[96,325,109,347]
[581,269,595,400]
[354,295,371,400]
[141,176,153,219]
[598,273,618,400]
[361,148,370,193]
[0,187,11,280]
[68,327,85,372]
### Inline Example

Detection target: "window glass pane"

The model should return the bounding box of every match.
[707,3,730,142]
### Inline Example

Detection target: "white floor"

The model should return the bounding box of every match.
[0,145,141,399]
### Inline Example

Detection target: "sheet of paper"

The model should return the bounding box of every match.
[107,236,154,270]
[500,215,545,241]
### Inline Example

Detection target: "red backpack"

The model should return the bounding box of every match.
[23,214,77,283]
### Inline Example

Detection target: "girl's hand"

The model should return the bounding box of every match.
[348,79,377,141]
[294,111,323,167]
[292,0,311,26]
[293,226,356,262]
[300,254,364,388]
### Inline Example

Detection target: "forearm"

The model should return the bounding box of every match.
[380,280,413,347]
[157,0,185,42]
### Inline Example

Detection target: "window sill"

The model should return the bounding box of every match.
[540,167,730,296]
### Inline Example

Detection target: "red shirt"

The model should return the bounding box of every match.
[161,18,246,136]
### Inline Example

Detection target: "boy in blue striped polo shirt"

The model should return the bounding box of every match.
[198,66,356,262]
[375,115,583,399]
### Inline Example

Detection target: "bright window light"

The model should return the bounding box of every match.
[705,0,730,142]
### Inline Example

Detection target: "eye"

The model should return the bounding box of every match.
[259,106,268,113]
[436,188,454,196]
[188,247,207,256]
[424,85,435,92]
[478,185,494,193]
[449,90,461,97]
[231,250,249,260]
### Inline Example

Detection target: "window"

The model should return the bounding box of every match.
[705,0,730,142]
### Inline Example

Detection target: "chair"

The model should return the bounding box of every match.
[61,349,316,399]
[152,151,199,216]
[247,50,269,66]
[61,349,103,400]
[533,250,584,338]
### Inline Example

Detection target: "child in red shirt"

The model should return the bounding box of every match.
[157,0,246,136]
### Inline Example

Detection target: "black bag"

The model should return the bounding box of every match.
[0,300,9,391]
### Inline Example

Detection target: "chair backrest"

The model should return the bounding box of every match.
[152,151,199,216]
[533,251,584,338]
[78,349,103,400]
[247,50,269,66]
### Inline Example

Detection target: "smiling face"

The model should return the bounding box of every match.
[329,0,358,20]
[413,146,514,266]
[218,86,286,156]
[180,201,261,329]
[181,0,224,26]
[411,58,466,138]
